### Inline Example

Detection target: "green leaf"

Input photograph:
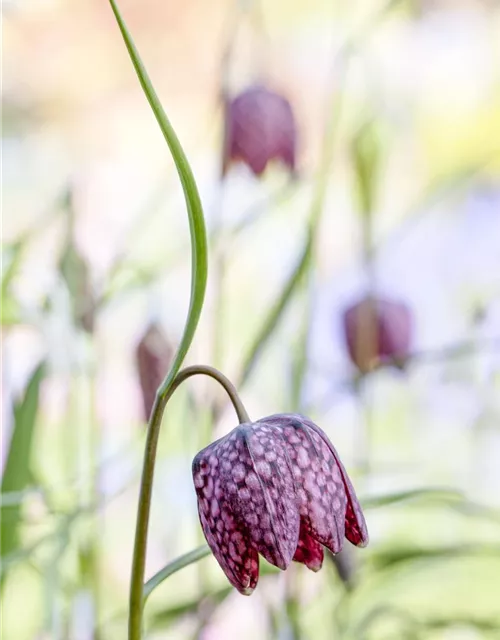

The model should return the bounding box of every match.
[148,560,280,629]
[369,544,500,572]
[421,616,500,634]
[1,362,46,586]
[1,243,24,325]
[361,487,463,509]
[1,296,21,326]
[59,238,95,334]
[150,586,232,629]
[2,243,22,295]
[145,547,280,605]
[361,487,500,522]
[350,605,500,640]
[143,545,211,602]
[58,189,94,332]
[108,0,208,400]
[349,605,419,640]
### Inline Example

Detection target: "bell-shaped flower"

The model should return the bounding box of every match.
[192,413,367,595]
[342,295,413,374]
[222,85,297,177]
[135,322,172,421]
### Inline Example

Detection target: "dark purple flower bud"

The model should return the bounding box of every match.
[342,295,413,374]
[223,85,297,177]
[135,322,172,421]
[192,413,368,595]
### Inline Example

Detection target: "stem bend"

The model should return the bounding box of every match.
[129,365,250,639]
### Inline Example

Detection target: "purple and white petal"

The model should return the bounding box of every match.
[193,443,260,594]
[292,524,324,572]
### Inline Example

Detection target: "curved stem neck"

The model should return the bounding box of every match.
[175,365,250,424]
[129,365,249,640]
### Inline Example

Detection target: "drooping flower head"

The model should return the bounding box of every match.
[192,413,368,595]
[342,295,413,374]
[223,85,297,177]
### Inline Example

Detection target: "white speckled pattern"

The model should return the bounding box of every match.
[192,413,368,595]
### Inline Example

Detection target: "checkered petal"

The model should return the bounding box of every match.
[292,524,324,572]
[193,412,368,595]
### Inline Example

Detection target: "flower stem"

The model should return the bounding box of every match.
[129,365,249,640]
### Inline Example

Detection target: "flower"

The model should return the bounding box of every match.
[135,322,172,421]
[222,85,297,177]
[192,413,368,595]
[342,295,413,374]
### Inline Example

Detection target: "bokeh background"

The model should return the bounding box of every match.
[2,0,500,638]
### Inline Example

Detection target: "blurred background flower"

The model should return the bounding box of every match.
[135,321,173,421]
[2,0,500,639]
[342,295,413,373]
[222,85,297,177]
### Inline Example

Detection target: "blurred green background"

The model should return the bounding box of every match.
[2,0,500,638]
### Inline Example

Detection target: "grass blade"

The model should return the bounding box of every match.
[1,362,46,587]
[150,586,232,630]
[361,487,463,509]
[143,545,211,602]
[370,544,500,571]
[238,43,347,391]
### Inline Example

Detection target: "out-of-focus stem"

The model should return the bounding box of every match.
[357,209,377,476]
[289,0,392,411]
[88,362,102,640]
[285,565,303,640]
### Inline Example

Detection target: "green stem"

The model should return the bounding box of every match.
[129,365,249,640]
[143,545,211,603]
[105,2,210,637]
